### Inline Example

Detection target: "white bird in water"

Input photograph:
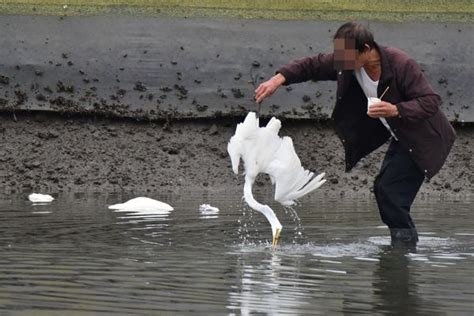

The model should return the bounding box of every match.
[108,197,173,212]
[228,112,326,247]
[199,204,220,215]
[199,204,220,219]
[28,193,54,203]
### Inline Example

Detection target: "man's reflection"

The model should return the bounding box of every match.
[373,247,426,314]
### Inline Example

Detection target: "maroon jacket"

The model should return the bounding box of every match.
[277,43,456,179]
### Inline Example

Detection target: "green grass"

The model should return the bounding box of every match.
[1,0,473,22]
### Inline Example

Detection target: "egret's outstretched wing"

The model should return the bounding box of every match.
[227,112,283,178]
[228,112,326,202]
[266,136,326,205]
[227,112,260,175]
[227,112,326,244]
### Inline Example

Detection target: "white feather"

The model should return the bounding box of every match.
[199,204,220,215]
[108,197,173,212]
[227,112,326,240]
[28,193,54,203]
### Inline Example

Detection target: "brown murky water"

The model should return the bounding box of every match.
[0,191,472,314]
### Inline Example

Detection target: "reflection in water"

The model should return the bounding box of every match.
[228,249,311,315]
[113,208,171,221]
[30,203,53,214]
[112,203,172,246]
[373,248,424,315]
[0,192,472,314]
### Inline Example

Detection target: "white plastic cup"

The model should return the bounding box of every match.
[367,97,381,113]
[367,97,398,140]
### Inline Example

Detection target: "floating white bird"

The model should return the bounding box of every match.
[28,193,54,203]
[199,204,220,215]
[228,112,326,247]
[108,197,173,212]
[199,204,220,219]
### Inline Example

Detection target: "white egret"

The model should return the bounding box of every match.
[228,112,326,247]
[28,193,54,203]
[108,197,173,212]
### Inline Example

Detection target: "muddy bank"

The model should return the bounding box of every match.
[0,112,472,197]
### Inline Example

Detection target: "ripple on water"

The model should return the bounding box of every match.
[312,242,381,258]
[368,235,457,248]
[233,234,472,273]
[231,239,382,260]
[0,193,473,315]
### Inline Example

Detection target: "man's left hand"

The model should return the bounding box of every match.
[368,101,399,118]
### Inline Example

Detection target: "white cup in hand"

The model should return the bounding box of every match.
[367,97,398,140]
[367,97,381,113]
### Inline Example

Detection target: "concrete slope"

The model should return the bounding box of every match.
[0,15,472,122]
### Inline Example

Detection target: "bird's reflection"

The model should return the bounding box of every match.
[227,249,311,315]
[111,203,172,245]
[114,209,171,221]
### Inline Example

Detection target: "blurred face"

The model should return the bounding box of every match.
[333,38,362,70]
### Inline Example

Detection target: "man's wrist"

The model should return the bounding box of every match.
[392,105,399,117]
[274,73,286,86]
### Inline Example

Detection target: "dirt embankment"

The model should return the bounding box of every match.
[0,112,472,197]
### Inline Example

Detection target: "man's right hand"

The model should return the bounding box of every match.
[254,73,286,104]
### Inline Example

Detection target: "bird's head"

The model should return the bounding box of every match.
[258,204,283,249]
[272,227,281,249]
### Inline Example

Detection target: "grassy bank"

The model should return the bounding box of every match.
[1,0,473,22]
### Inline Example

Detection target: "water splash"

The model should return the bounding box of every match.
[283,204,305,244]
[237,201,307,246]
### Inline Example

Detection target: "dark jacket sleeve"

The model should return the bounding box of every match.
[276,53,337,85]
[396,58,442,123]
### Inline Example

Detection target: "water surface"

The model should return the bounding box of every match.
[0,191,472,314]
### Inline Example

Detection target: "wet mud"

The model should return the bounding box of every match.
[0,112,472,197]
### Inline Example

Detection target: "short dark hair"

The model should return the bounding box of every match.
[333,22,375,52]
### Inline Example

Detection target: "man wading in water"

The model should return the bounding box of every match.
[255,22,455,248]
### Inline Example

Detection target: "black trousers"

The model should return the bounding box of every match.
[374,140,425,242]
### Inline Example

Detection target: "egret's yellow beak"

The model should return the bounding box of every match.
[272,228,281,249]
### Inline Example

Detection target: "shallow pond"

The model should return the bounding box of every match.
[0,191,472,315]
